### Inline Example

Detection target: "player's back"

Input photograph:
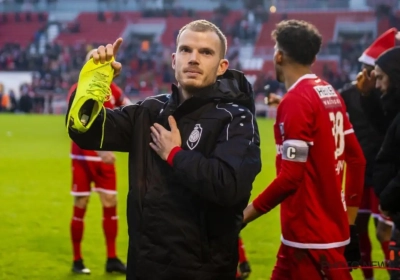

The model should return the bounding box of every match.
[276,74,350,248]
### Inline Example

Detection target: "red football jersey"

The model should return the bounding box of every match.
[253,74,365,249]
[68,82,125,160]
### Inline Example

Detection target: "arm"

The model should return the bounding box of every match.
[373,124,397,198]
[343,133,365,265]
[169,108,261,207]
[343,132,366,224]
[66,90,138,152]
[246,94,314,220]
[380,170,400,213]
[374,123,400,212]
[250,140,309,215]
[336,94,366,224]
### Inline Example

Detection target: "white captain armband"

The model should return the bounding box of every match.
[281,140,309,162]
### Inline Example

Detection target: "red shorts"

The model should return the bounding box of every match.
[271,243,352,280]
[71,159,116,196]
[359,187,393,226]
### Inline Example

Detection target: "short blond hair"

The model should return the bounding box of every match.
[176,20,227,58]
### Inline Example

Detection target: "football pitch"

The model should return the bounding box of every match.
[0,114,388,280]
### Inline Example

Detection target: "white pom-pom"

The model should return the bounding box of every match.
[395,32,400,41]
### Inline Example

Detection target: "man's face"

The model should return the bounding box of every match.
[172,29,228,92]
[273,44,284,83]
[374,65,390,95]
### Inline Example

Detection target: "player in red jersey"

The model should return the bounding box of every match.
[67,49,131,274]
[242,20,366,279]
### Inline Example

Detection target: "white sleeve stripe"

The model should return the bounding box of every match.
[344,128,354,135]
[142,97,168,104]
[225,123,230,141]
[250,110,255,143]
[216,103,256,143]
[216,103,234,141]
[121,97,168,111]
[120,104,138,111]
[232,105,255,143]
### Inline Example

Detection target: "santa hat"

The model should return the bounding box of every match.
[358,28,400,66]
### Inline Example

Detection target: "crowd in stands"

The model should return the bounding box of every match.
[0,0,393,113]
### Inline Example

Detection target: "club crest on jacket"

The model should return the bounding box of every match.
[187,124,202,150]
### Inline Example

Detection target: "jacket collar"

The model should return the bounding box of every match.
[161,69,255,119]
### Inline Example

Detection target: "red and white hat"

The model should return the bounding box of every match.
[358,28,400,66]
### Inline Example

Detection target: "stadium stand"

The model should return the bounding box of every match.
[0,0,399,116]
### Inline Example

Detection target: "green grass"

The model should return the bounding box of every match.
[0,114,389,279]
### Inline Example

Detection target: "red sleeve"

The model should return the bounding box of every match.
[110,83,124,107]
[338,97,366,207]
[253,93,314,213]
[343,117,366,207]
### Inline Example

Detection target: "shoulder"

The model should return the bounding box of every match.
[214,101,254,121]
[278,88,320,119]
[139,94,170,108]
[338,82,357,96]
[281,89,312,108]
[120,94,169,112]
[214,101,257,141]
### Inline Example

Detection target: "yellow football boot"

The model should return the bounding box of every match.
[67,57,114,133]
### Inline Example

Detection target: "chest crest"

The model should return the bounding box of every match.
[186,124,203,150]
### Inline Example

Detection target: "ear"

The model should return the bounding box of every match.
[274,50,283,65]
[171,53,176,70]
[217,59,229,76]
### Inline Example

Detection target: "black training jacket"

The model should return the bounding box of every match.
[67,69,262,280]
[373,112,400,213]
[339,83,385,187]
[360,89,400,213]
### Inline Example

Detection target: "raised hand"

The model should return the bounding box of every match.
[150,116,182,161]
[356,68,376,96]
[264,93,282,105]
[90,38,123,78]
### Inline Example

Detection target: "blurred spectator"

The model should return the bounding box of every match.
[19,92,33,113]
[0,1,384,114]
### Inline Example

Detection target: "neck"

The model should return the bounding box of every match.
[177,82,217,105]
[178,88,192,105]
[283,65,313,90]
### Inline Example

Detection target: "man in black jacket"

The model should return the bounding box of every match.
[372,46,400,280]
[340,29,400,278]
[66,19,262,280]
[340,69,389,279]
